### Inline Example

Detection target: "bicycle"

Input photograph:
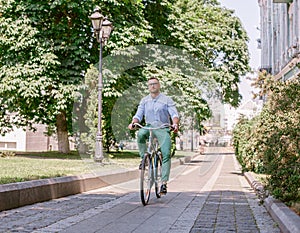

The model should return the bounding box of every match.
[133,122,173,206]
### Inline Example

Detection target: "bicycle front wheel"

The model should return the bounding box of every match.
[154,151,163,198]
[140,154,152,205]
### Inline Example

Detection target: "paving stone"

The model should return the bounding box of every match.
[0,150,283,233]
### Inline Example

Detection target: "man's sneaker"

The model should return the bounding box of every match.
[160,184,167,194]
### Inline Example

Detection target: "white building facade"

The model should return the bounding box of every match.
[0,125,60,152]
[258,0,300,80]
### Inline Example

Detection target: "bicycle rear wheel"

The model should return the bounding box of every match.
[140,154,152,205]
[154,151,163,198]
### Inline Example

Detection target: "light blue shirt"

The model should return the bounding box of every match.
[133,93,179,126]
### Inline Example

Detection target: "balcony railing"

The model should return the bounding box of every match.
[273,0,292,3]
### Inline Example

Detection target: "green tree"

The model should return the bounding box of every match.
[133,0,250,133]
[167,0,250,106]
[79,0,251,154]
[1,0,250,156]
[0,0,95,153]
[0,0,150,153]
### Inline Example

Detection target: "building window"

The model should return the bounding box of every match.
[0,141,17,149]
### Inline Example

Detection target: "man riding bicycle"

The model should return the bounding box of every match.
[128,77,179,194]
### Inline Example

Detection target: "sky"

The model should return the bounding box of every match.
[218,0,261,102]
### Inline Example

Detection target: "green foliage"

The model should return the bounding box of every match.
[1,0,250,155]
[0,0,95,142]
[166,0,250,106]
[232,116,265,173]
[78,0,251,153]
[233,73,300,205]
[0,0,151,151]
[257,78,300,204]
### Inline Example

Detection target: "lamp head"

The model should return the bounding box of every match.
[102,19,113,41]
[89,7,104,32]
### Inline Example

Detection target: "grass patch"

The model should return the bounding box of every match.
[104,150,141,168]
[16,151,81,159]
[0,150,195,185]
[0,156,89,184]
[107,150,140,159]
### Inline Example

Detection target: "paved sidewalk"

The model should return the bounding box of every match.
[0,149,284,233]
[189,150,280,233]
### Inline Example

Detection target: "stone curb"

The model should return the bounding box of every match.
[0,156,192,212]
[244,172,300,233]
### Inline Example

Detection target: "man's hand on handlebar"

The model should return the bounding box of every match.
[172,124,179,133]
[128,122,137,130]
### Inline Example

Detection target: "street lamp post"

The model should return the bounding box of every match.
[89,7,113,162]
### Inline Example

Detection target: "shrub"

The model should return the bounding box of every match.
[258,79,300,204]
[233,75,300,205]
[233,116,265,173]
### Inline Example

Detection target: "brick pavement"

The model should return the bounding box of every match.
[0,149,283,233]
[189,151,280,233]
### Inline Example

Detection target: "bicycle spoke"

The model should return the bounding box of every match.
[140,154,152,205]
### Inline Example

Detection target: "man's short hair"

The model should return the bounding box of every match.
[148,77,159,82]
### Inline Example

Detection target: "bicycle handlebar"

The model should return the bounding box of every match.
[132,122,174,131]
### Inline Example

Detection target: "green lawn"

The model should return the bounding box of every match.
[0,150,194,184]
[0,152,90,184]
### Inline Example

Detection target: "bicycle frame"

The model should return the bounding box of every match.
[145,129,162,195]
[134,123,171,205]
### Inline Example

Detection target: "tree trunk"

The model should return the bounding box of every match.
[56,111,70,154]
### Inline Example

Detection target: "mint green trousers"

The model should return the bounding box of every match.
[137,127,171,182]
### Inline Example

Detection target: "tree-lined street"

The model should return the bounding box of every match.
[1,1,299,232]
